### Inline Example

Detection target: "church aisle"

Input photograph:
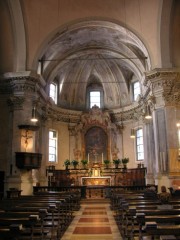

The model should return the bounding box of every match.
[61,200,122,240]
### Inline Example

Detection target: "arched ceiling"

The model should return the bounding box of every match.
[40,20,151,110]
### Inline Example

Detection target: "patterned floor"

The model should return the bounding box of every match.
[61,199,122,240]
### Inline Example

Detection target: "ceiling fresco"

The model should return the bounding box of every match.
[40,20,151,110]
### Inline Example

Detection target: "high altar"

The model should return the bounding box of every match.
[47,106,146,198]
[68,106,115,192]
[69,105,117,168]
[81,163,111,186]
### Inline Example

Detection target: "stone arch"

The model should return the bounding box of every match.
[7,0,26,71]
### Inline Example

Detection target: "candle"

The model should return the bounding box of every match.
[88,153,89,164]
[162,152,166,171]
[102,153,104,164]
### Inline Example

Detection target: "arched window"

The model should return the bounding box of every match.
[86,82,104,109]
[49,130,58,162]
[90,91,101,108]
[49,83,57,104]
[132,81,140,101]
[136,128,144,161]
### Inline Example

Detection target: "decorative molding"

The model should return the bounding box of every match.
[41,105,82,123]
[163,92,180,106]
[0,79,13,94]
[7,96,25,110]
[144,69,180,107]
[145,68,179,81]
[81,106,110,130]
[0,71,47,101]
[10,78,37,95]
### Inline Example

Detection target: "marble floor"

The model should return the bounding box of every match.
[61,199,122,240]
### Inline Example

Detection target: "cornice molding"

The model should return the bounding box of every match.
[42,102,149,125]
[145,68,180,81]
[42,105,82,123]
[1,72,156,123]
[0,71,47,102]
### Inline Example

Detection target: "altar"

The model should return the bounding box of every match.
[81,176,111,186]
[81,176,111,198]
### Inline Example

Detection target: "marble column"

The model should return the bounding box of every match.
[143,121,156,185]
[145,68,180,190]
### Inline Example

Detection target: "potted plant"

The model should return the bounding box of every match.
[71,159,79,169]
[81,159,88,169]
[64,159,70,170]
[121,157,129,169]
[113,159,121,168]
[104,159,110,168]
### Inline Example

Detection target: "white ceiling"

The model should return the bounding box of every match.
[41,20,151,110]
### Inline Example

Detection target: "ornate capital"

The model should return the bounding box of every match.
[7,96,25,110]
[145,68,180,107]
[0,71,45,96]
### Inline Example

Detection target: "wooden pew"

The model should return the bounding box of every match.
[0,190,80,234]
[143,223,180,239]
[110,190,180,239]
[0,193,77,239]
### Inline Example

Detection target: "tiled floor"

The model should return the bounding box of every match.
[61,200,122,240]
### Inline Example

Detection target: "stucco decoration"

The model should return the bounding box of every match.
[81,105,110,132]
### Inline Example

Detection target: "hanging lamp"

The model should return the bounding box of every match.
[31,106,38,122]
[145,105,152,119]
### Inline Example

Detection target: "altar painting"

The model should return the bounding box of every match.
[85,127,107,164]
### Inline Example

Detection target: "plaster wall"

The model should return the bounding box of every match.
[122,123,136,169]
[20,0,162,69]
[47,121,70,170]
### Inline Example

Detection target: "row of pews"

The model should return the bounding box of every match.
[110,189,180,240]
[0,189,81,239]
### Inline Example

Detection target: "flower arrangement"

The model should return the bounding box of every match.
[113,159,121,169]
[121,158,129,164]
[104,159,110,165]
[64,159,70,166]
[71,160,79,166]
[113,159,121,165]
[81,159,88,165]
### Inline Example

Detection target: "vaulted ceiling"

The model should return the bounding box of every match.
[41,20,151,110]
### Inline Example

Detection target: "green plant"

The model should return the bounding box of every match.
[81,159,88,165]
[71,159,79,166]
[64,159,70,166]
[104,159,110,165]
[121,158,129,164]
[113,159,121,164]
